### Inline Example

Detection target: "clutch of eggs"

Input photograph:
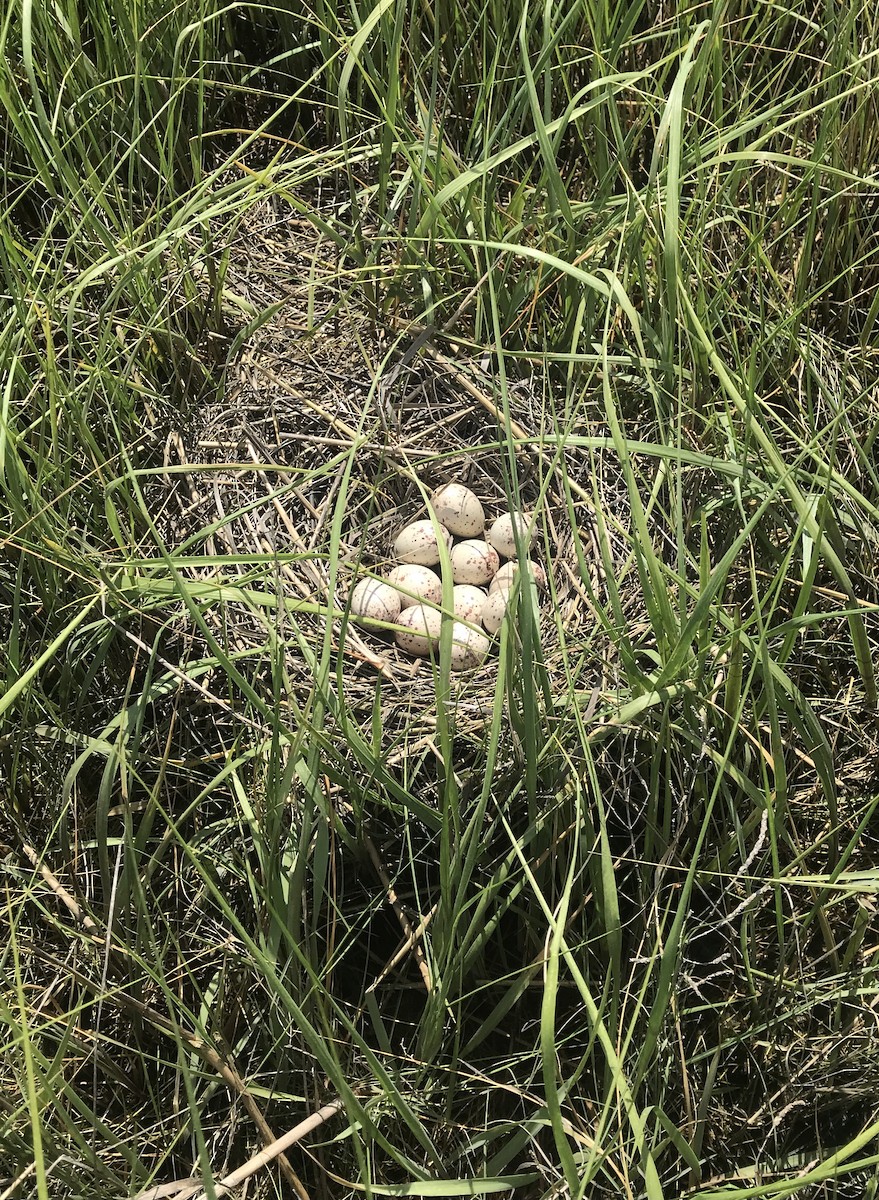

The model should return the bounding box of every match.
[350,485,542,669]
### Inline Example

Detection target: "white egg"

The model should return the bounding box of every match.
[394,604,443,656]
[449,622,490,672]
[430,483,484,537]
[481,588,509,635]
[489,559,547,593]
[387,564,443,609]
[393,519,452,566]
[450,539,500,585]
[452,584,486,624]
[350,578,402,627]
[488,511,535,559]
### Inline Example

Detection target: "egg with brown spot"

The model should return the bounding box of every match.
[481,589,509,635]
[488,511,535,559]
[489,559,546,593]
[450,539,499,585]
[393,520,452,566]
[350,578,402,628]
[449,622,490,671]
[452,584,486,624]
[430,483,484,537]
[393,604,443,656]
[387,564,443,609]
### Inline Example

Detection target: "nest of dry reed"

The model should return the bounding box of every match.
[152,198,629,755]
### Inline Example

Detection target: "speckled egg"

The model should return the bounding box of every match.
[481,588,509,635]
[430,483,485,538]
[488,511,535,559]
[452,584,486,624]
[450,539,499,586]
[393,520,452,566]
[450,622,490,671]
[387,564,443,609]
[349,578,402,627]
[489,559,547,593]
[394,604,443,656]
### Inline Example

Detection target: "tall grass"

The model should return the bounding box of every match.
[2,1,879,1198]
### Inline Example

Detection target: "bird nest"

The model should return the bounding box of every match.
[150,197,629,769]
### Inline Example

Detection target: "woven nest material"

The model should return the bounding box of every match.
[169,354,590,684]
[151,204,626,755]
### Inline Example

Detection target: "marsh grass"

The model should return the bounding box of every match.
[2,1,879,1198]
